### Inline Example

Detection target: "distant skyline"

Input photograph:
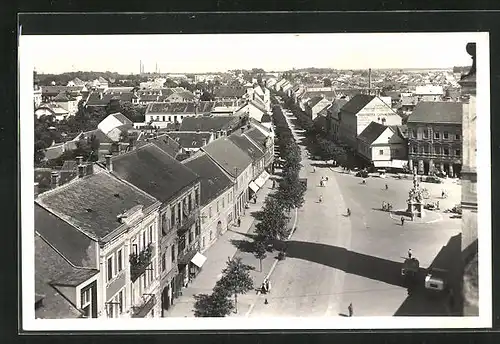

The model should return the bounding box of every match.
[22,33,481,75]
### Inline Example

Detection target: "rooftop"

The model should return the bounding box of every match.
[182,152,233,206]
[136,134,180,158]
[341,94,376,114]
[357,121,389,145]
[112,143,199,203]
[179,115,241,132]
[202,136,252,177]
[146,102,215,114]
[407,101,463,124]
[228,132,265,161]
[36,169,157,240]
[166,132,212,149]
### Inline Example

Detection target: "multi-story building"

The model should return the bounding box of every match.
[338,94,402,151]
[202,137,253,220]
[35,163,162,318]
[458,43,478,316]
[407,101,463,176]
[144,102,216,128]
[243,120,275,171]
[109,144,201,316]
[182,151,234,252]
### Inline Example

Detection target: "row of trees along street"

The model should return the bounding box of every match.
[192,102,307,317]
[277,92,352,169]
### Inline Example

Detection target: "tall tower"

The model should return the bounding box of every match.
[458,42,478,316]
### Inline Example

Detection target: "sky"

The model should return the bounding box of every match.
[22,32,482,75]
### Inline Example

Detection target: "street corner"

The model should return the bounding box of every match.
[389,208,443,224]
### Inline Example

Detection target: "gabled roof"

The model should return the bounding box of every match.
[179,115,240,132]
[228,132,265,161]
[136,134,180,157]
[76,128,115,144]
[407,101,463,124]
[202,137,252,177]
[341,94,376,114]
[166,132,212,149]
[86,91,134,106]
[243,127,267,150]
[357,121,388,145]
[53,91,76,102]
[41,86,85,96]
[213,86,247,98]
[182,152,233,206]
[390,124,408,139]
[167,90,196,101]
[112,143,199,203]
[36,170,157,240]
[35,203,96,268]
[317,104,332,117]
[146,102,215,115]
[308,96,326,108]
[98,76,108,83]
[249,99,267,113]
[35,233,92,319]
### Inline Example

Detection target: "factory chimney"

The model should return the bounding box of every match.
[368,68,372,95]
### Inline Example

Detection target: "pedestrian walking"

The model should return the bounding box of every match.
[347,208,351,216]
[318,195,323,203]
[253,195,257,204]
[325,176,329,182]
[237,217,241,227]
[401,217,405,226]
[265,279,271,293]
[272,180,276,189]
[408,248,412,259]
[312,166,316,173]
[320,180,324,187]
[385,184,388,190]
[436,201,440,210]
[348,303,353,317]
[261,281,267,294]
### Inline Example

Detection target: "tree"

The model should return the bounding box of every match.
[323,78,332,87]
[200,91,215,101]
[193,288,234,317]
[254,241,267,272]
[215,257,254,314]
[255,197,288,242]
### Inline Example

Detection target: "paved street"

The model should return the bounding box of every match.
[247,107,462,317]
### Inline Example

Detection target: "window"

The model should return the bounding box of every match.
[202,237,205,249]
[168,116,172,122]
[222,198,225,209]
[179,235,186,253]
[443,131,449,139]
[195,188,200,205]
[379,149,384,155]
[435,146,441,155]
[201,212,206,223]
[188,194,193,211]
[455,133,460,140]
[107,256,114,282]
[118,290,123,314]
[195,222,201,236]
[189,229,194,244]
[161,252,166,272]
[423,129,429,139]
[81,288,91,309]
[444,148,450,155]
[142,231,147,251]
[148,225,153,244]
[412,129,417,138]
[209,231,213,241]
[162,116,165,121]
[177,203,181,222]
[181,116,184,119]
[227,194,230,204]
[434,131,440,139]
[424,145,429,153]
[117,248,123,273]
[150,258,155,283]
[156,115,160,121]
[455,149,461,156]
[217,200,220,213]
[171,245,176,263]
[209,207,213,218]
[161,213,169,235]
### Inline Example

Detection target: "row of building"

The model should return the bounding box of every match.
[34,115,275,319]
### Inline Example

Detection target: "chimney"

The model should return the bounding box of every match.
[34,182,39,197]
[76,156,84,165]
[78,164,86,178]
[241,127,245,133]
[368,68,372,95]
[105,155,113,172]
[50,171,60,187]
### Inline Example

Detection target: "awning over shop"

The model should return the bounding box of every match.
[191,252,207,268]
[249,181,260,193]
[254,170,271,188]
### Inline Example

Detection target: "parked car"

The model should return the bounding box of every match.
[424,176,442,184]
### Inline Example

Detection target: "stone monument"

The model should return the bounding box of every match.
[406,168,425,218]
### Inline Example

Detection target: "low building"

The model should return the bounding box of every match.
[338,94,402,150]
[166,131,214,157]
[202,137,253,221]
[414,85,444,102]
[305,96,332,120]
[242,121,275,171]
[182,152,234,252]
[98,112,134,142]
[179,115,241,139]
[213,86,247,100]
[357,122,408,169]
[407,101,463,176]
[35,165,162,318]
[35,104,70,121]
[145,102,216,128]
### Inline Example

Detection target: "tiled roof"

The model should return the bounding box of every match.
[243,127,267,149]
[77,129,115,144]
[179,115,240,132]
[98,76,108,83]
[139,94,160,102]
[86,91,134,106]
[308,96,325,108]
[202,136,252,177]
[37,170,157,240]
[112,144,199,203]
[317,104,332,117]
[341,94,376,114]
[166,132,212,149]
[41,86,85,96]
[35,233,97,319]
[401,96,418,106]
[249,99,267,113]
[228,133,264,161]
[407,101,463,124]
[357,121,388,145]
[53,91,76,102]
[328,99,349,115]
[390,124,408,139]
[146,102,215,115]
[182,152,233,206]
[137,134,180,157]
[260,113,272,123]
[214,86,247,98]
[44,145,65,160]
[35,203,96,267]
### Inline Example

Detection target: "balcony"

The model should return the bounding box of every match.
[176,206,200,235]
[177,241,201,267]
[131,294,156,318]
[129,243,154,282]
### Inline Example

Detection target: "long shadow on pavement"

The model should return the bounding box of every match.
[275,232,462,316]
